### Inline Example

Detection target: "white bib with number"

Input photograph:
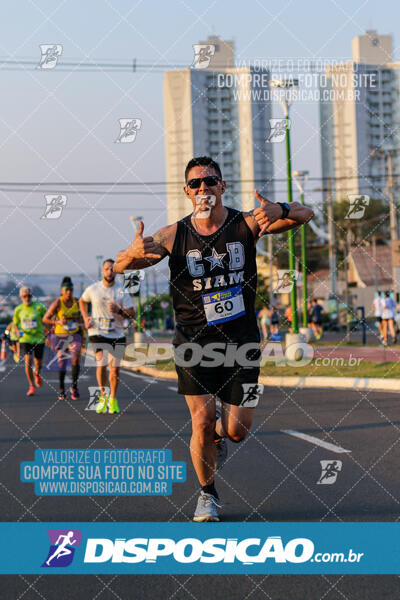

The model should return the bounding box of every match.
[22,319,37,330]
[202,285,246,326]
[64,320,77,332]
[98,317,115,332]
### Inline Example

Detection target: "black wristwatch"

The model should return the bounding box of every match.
[118,308,124,317]
[277,201,290,219]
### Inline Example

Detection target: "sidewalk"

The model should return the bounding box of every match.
[313,345,400,362]
[138,330,400,362]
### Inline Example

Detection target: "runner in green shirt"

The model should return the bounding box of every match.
[13,287,47,396]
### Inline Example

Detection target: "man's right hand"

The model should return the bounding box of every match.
[126,221,162,260]
[84,317,94,329]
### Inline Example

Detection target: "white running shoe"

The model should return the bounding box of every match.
[193,492,221,522]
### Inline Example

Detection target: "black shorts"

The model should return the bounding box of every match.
[20,342,45,359]
[312,319,322,326]
[173,324,261,407]
[89,335,126,352]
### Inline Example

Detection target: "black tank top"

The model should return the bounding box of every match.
[169,207,258,338]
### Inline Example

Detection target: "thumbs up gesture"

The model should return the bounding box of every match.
[252,190,284,237]
[127,221,162,260]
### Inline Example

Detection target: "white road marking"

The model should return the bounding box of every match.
[282,429,351,454]
[168,386,178,392]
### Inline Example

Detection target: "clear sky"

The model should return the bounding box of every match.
[0,0,398,278]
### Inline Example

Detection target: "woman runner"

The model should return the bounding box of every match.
[43,277,83,400]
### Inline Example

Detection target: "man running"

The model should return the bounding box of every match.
[43,276,83,400]
[114,156,314,521]
[372,291,384,343]
[79,259,135,414]
[309,298,324,340]
[13,286,47,396]
[3,320,20,362]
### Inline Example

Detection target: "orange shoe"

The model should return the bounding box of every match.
[26,385,36,396]
[34,372,43,387]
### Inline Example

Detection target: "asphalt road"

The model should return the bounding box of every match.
[1,351,399,599]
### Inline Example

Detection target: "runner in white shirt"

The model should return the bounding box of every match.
[380,291,396,346]
[79,259,135,414]
[371,292,384,342]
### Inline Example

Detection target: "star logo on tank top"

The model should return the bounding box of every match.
[204,247,226,271]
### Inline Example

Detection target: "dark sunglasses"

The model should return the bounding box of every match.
[187,176,220,189]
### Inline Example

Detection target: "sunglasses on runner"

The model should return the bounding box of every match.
[21,293,32,298]
[187,176,220,189]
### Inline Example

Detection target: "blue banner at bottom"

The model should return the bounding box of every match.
[1,522,399,574]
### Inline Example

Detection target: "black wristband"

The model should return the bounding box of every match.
[277,202,290,219]
[118,308,124,316]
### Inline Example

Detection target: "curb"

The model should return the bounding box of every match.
[126,365,400,392]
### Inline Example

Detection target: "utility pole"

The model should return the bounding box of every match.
[345,229,352,343]
[370,148,399,298]
[292,170,310,329]
[314,179,337,316]
[386,152,399,299]
[326,178,337,306]
[96,255,103,280]
[270,77,299,335]
[372,236,378,292]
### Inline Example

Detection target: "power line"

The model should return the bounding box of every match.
[0,57,355,73]
[0,174,395,186]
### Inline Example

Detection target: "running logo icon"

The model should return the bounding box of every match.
[37,44,63,69]
[274,270,298,294]
[42,529,81,567]
[267,118,289,143]
[317,460,342,485]
[41,195,67,220]
[192,44,215,69]
[345,195,370,219]
[240,384,264,407]
[115,118,142,143]
[86,386,110,411]
[123,270,144,295]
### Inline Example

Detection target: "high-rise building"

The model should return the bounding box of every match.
[164,35,274,224]
[320,30,400,200]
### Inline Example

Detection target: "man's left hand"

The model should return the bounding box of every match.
[252,189,284,237]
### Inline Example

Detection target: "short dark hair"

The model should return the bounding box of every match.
[103,258,115,266]
[185,156,222,182]
[61,276,73,288]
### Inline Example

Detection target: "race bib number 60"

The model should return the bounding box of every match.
[202,285,245,325]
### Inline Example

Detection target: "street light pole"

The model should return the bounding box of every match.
[326,179,337,304]
[292,170,309,329]
[95,255,103,280]
[313,180,338,316]
[270,78,299,334]
[370,148,399,297]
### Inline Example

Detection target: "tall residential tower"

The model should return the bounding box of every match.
[320,30,400,200]
[164,35,274,223]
